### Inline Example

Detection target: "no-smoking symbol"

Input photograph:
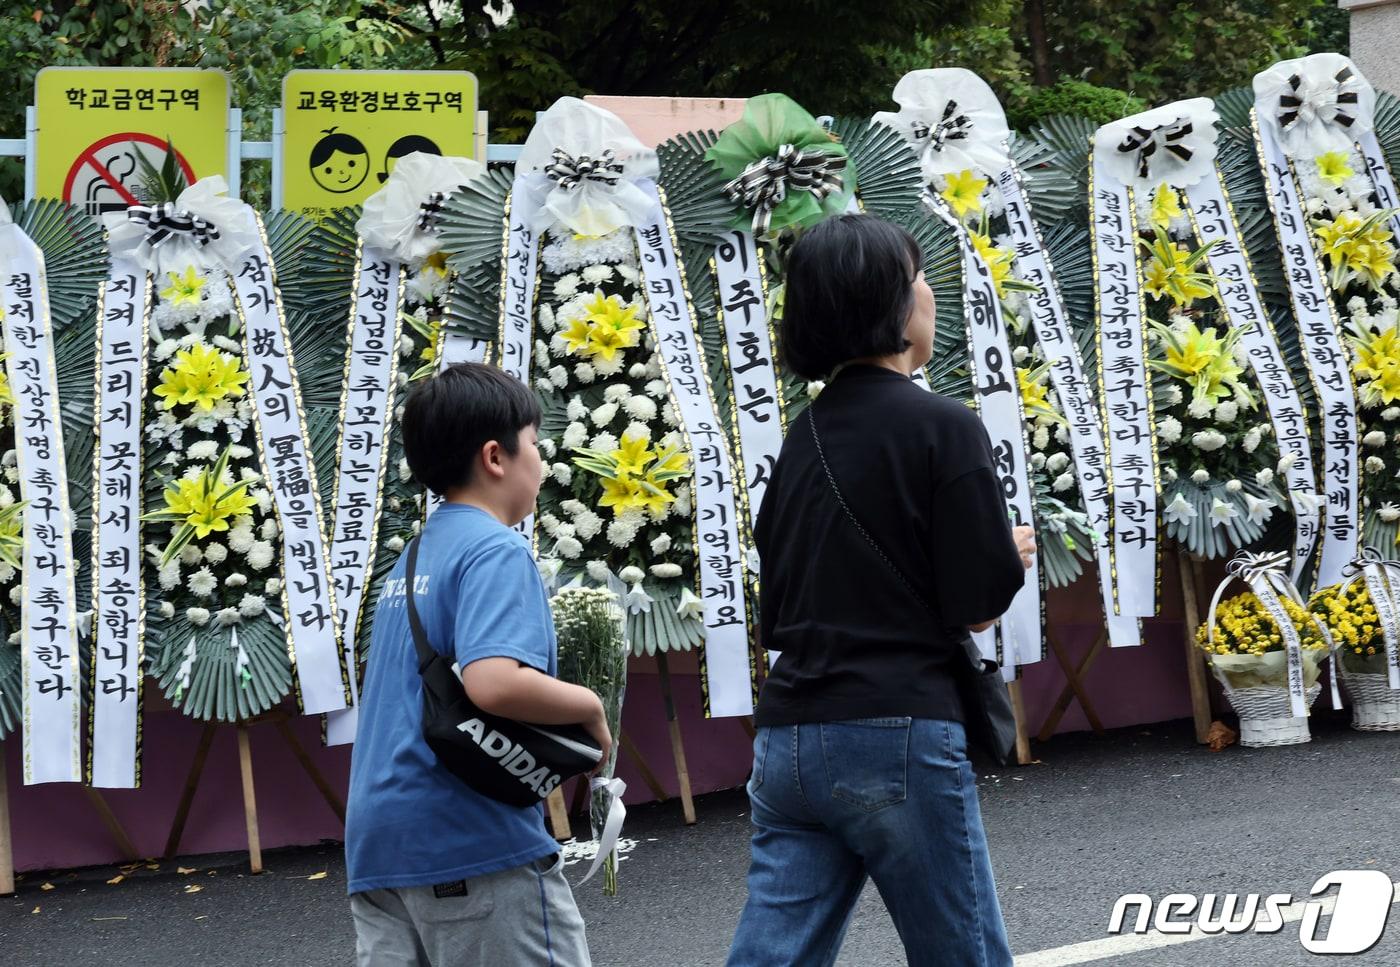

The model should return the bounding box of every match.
[62,133,197,216]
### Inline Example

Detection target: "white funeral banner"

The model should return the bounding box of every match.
[1185,172,1321,584]
[1254,114,1360,588]
[0,218,82,784]
[90,258,149,787]
[499,177,539,542]
[326,245,404,746]
[634,181,753,717]
[997,165,1140,647]
[713,229,784,520]
[233,218,347,715]
[929,198,1042,676]
[1089,155,1160,623]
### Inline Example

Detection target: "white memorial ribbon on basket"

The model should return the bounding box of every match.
[1339,548,1400,690]
[0,212,81,785]
[1206,550,1339,717]
[925,195,1042,677]
[996,163,1140,647]
[325,245,404,746]
[634,179,753,717]
[90,259,149,787]
[1089,153,1160,625]
[233,215,347,715]
[1252,113,1361,588]
[1184,171,1321,585]
[577,775,627,886]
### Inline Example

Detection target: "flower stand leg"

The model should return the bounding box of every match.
[655,652,696,826]
[236,724,263,875]
[1035,629,1109,742]
[620,730,669,802]
[1178,549,1213,744]
[1006,680,1033,765]
[81,787,139,862]
[164,721,218,858]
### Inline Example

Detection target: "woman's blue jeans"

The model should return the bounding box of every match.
[727,718,1013,967]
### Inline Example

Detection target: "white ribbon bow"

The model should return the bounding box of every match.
[873,68,1011,181]
[577,775,627,886]
[1093,98,1220,190]
[1206,550,1339,714]
[515,97,660,237]
[1339,547,1400,690]
[1253,52,1376,158]
[356,152,487,263]
[102,175,259,279]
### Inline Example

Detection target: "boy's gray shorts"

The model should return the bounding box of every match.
[350,852,590,966]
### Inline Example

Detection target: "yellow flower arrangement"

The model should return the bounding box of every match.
[1147,318,1252,406]
[1149,183,1184,234]
[1312,209,1400,292]
[1315,151,1355,187]
[1016,363,1065,425]
[574,431,690,519]
[940,169,988,220]
[0,353,13,410]
[153,342,250,412]
[141,445,259,564]
[0,501,23,572]
[1311,582,1386,669]
[402,311,444,381]
[160,266,207,307]
[1347,323,1400,406]
[1195,591,1329,658]
[561,291,646,363]
[1140,231,1218,307]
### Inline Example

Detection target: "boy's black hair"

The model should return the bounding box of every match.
[780,214,923,381]
[401,362,541,497]
[309,127,368,168]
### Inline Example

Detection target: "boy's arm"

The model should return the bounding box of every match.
[462,660,612,770]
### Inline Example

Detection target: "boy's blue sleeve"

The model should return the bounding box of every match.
[452,540,553,673]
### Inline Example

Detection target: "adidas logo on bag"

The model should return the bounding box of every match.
[455,717,563,798]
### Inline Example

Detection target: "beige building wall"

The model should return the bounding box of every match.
[1342,0,1400,94]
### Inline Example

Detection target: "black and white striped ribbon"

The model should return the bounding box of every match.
[125,203,221,248]
[723,144,847,236]
[545,147,625,191]
[1115,118,1195,181]
[1278,66,1360,132]
[912,99,973,152]
[417,192,448,233]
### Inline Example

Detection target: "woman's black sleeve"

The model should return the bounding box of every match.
[927,465,1027,627]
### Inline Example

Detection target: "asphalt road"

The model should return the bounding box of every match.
[5,712,1400,966]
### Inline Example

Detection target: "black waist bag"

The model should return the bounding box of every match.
[403,537,602,807]
[808,408,1017,766]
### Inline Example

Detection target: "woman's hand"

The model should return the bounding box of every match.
[1013,525,1037,571]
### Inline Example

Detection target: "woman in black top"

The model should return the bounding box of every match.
[727,216,1034,967]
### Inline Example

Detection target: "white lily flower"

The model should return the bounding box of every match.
[1164,493,1197,524]
[1245,494,1274,526]
[676,587,704,621]
[1209,497,1239,527]
[624,581,654,614]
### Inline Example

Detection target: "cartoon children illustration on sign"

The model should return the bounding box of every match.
[309,127,370,194]
[378,134,442,184]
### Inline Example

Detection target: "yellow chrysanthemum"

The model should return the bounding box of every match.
[161,266,207,307]
[940,169,988,220]
[1149,183,1183,233]
[159,472,257,540]
[1315,151,1354,186]
[153,342,250,412]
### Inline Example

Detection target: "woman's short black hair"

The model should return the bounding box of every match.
[780,214,923,380]
[402,362,541,497]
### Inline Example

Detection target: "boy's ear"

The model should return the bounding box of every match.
[478,440,506,480]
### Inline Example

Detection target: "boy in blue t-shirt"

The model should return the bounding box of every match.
[346,362,611,967]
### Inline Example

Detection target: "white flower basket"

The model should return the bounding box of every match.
[1340,670,1400,731]
[1217,682,1322,747]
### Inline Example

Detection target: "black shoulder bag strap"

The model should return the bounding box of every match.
[806,405,1017,765]
[404,537,436,670]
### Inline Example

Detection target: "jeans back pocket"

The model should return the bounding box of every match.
[819,718,910,811]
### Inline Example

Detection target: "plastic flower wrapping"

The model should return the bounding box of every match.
[1195,589,1328,689]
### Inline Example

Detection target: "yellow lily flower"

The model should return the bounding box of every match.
[940,169,988,220]
[560,317,596,356]
[970,232,1018,299]
[423,251,449,279]
[161,266,207,307]
[613,433,653,477]
[1315,151,1354,186]
[153,342,250,412]
[1149,183,1183,233]
[1016,365,1065,424]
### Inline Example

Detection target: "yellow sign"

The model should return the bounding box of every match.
[280,70,480,219]
[34,68,230,214]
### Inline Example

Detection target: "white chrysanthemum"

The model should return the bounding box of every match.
[629,362,649,379]
[186,607,211,627]
[566,398,589,422]
[607,517,641,548]
[554,274,581,300]
[623,395,658,421]
[650,563,683,579]
[539,513,561,535]
[1156,416,1183,445]
[554,522,577,540]
[6,585,17,606]
[560,499,587,516]
[214,607,240,627]
[1366,456,1386,474]
[1278,453,1297,472]
[1032,426,1050,450]
[154,338,181,362]
[158,560,181,590]
[229,527,255,554]
[593,354,626,377]
[806,381,826,399]
[1383,407,1400,422]
[585,560,611,582]
[1378,503,1400,523]
[1163,466,1178,482]
[535,340,552,369]
[1054,424,1070,444]
[1192,468,1211,484]
[159,600,176,618]
[623,421,651,442]
[590,432,619,452]
[575,510,603,541]
[590,402,619,427]
[1214,401,1238,423]
[239,593,268,618]
[575,363,597,384]
[535,378,554,393]
[179,544,203,566]
[247,541,275,570]
[260,517,280,541]
[1012,346,1030,364]
[1364,430,1388,447]
[1225,479,1243,493]
[386,535,405,552]
[550,332,570,357]
[185,439,220,461]
[563,422,589,452]
[1052,472,1075,492]
[1046,452,1070,474]
[204,543,229,564]
[1241,427,1262,454]
[1191,429,1226,452]
[1030,452,1046,471]
[582,264,614,284]
[601,384,630,404]
[1256,468,1275,486]
[644,379,668,400]
[225,572,248,587]
[1186,396,1214,419]
[619,565,645,584]
[650,534,672,555]
[645,356,664,379]
[617,262,640,283]
[555,536,584,559]
[189,567,218,598]
[265,578,282,596]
